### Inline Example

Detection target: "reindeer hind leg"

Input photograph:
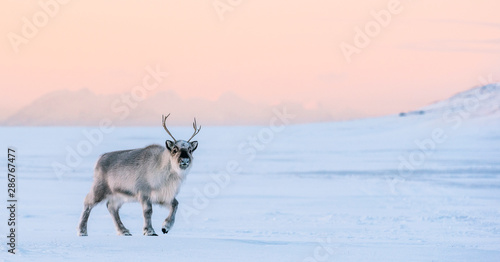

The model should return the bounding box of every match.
[106,196,132,236]
[77,179,109,236]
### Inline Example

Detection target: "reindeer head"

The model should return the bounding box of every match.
[162,114,200,170]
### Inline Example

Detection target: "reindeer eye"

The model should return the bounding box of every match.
[172,148,178,154]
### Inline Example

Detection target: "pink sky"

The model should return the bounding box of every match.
[2,0,500,118]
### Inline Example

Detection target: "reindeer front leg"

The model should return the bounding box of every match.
[140,195,157,236]
[162,198,178,234]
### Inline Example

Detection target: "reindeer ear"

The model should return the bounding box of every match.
[189,141,198,152]
[166,140,175,151]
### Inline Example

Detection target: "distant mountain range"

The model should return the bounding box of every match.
[1,88,362,126]
[3,83,498,126]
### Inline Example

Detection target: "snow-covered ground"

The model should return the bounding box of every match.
[1,97,500,261]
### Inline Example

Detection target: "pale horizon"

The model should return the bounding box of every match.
[2,0,500,123]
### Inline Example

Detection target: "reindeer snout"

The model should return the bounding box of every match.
[179,158,190,167]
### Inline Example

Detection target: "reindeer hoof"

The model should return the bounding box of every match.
[143,229,157,236]
[162,228,168,234]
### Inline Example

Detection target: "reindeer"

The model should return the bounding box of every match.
[77,114,200,236]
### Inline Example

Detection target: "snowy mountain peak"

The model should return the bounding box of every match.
[401,83,500,118]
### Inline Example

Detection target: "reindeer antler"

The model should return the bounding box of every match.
[187,117,201,142]
[162,114,177,142]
